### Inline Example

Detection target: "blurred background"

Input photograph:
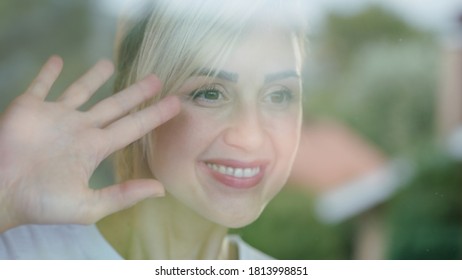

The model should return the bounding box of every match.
[1,0,462,259]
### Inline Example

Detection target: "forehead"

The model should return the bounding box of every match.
[220,25,301,75]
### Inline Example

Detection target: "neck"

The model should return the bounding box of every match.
[97,195,236,260]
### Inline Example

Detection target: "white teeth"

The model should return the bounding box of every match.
[226,167,233,176]
[234,168,243,177]
[206,163,260,178]
[243,168,253,177]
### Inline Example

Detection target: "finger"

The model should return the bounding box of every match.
[58,60,114,108]
[26,55,63,100]
[89,179,165,221]
[88,74,162,127]
[104,95,181,154]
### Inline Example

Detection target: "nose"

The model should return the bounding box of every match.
[222,105,265,152]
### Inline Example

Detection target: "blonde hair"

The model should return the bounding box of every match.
[113,0,308,182]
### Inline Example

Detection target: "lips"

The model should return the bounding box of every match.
[201,159,267,189]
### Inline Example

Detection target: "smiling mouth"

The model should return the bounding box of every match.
[206,163,261,178]
[202,160,267,189]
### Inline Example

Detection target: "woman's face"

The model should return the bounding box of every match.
[149,26,303,227]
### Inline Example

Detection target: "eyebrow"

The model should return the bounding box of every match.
[264,70,300,84]
[192,68,239,83]
[191,68,300,84]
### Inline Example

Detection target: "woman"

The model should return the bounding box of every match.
[0,0,307,259]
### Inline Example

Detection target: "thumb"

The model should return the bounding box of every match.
[91,179,165,220]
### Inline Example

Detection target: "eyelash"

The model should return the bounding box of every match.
[188,84,228,107]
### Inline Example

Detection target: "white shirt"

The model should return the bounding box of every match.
[0,224,271,260]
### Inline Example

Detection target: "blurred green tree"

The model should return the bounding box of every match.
[386,150,462,259]
[305,4,438,155]
[319,4,430,70]
[302,4,462,260]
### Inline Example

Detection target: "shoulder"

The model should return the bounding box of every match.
[0,224,121,259]
[228,235,274,260]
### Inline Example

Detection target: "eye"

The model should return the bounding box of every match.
[188,84,229,107]
[262,87,294,108]
[194,89,220,101]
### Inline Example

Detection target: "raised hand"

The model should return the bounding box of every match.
[0,56,180,232]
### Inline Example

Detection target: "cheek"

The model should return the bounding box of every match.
[148,109,219,173]
[267,110,302,159]
[263,113,301,197]
[148,114,186,181]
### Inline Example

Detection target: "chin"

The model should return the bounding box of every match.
[210,205,265,229]
[211,186,286,229]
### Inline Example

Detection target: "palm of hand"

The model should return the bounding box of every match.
[0,56,180,230]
